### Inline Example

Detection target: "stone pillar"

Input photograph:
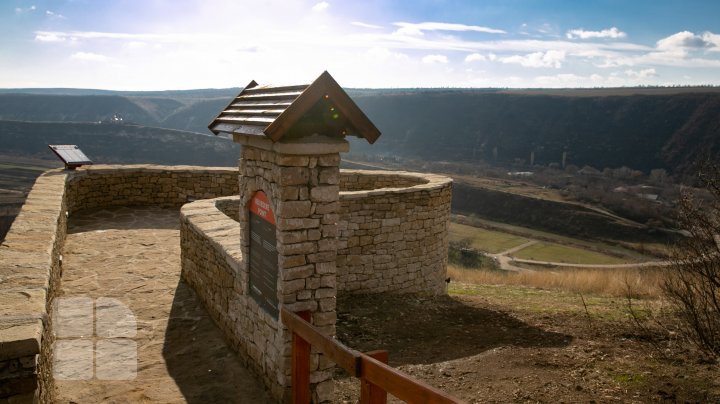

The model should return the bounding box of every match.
[236,136,344,403]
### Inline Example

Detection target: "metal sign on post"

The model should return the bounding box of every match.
[248,191,279,318]
[48,145,93,170]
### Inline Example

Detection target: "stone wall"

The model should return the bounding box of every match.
[338,170,427,191]
[337,170,453,295]
[0,165,237,403]
[1,164,452,403]
[182,169,454,298]
[0,172,68,404]
[65,165,237,211]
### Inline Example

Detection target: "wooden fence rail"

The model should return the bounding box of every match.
[281,308,463,404]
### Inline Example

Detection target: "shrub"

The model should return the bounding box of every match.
[663,162,720,357]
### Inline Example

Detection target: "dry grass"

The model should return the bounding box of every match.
[447,264,664,298]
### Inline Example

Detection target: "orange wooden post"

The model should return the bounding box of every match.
[360,350,389,404]
[292,310,312,404]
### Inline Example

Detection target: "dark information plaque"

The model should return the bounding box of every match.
[248,191,279,319]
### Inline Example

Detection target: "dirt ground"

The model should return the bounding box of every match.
[54,207,719,403]
[334,285,720,403]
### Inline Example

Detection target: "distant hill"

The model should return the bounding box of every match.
[0,87,240,98]
[0,120,239,166]
[348,90,720,174]
[161,98,231,133]
[0,94,160,125]
[1,87,719,174]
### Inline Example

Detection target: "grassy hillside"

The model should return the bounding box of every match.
[349,91,720,174]
[451,180,675,246]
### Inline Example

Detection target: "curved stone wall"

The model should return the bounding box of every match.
[337,170,453,295]
[65,165,237,211]
[0,165,451,402]
[0,165,237,403]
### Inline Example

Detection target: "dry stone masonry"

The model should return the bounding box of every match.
[0,165,237,403]
[1,72,453,404]
[182,135,347,403]
[0,163,451,403]
[337,170,452,295]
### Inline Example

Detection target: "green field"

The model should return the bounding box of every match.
[449,222,529,254]
[510,242,633,265]
[453,214,661,260]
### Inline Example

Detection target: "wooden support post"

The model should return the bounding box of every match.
[292,310,312,404]
[360,350,389,404]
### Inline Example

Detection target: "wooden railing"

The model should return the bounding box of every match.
[281,308,463,404]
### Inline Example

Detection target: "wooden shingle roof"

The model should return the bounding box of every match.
[209,71,380,144]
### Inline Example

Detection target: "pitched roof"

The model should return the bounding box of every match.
[209,71,380,144]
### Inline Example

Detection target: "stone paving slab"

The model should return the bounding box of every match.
[55,206,270,403]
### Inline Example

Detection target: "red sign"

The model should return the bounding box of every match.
[249,191,276,225]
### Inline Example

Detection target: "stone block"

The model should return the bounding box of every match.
[279,254,307,269]
[278,167,309,186]
[319,168,339,184]
[283,300,317,312]
[282,264,314,281]
[317,155,340,167]
[276,155,309,167]
[277,218,320,231]
[310,186,339,203]
[277,200,312,218]
[278,241,317,256]
[315,202,339,214]
[315,262,335,274]
[315,288,335,299]
[0,319,42,361]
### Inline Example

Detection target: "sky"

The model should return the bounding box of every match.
[2,0,720,90]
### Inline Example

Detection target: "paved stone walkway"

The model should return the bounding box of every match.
[55,206,270,403]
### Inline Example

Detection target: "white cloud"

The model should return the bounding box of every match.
[46,10,65,19]
[422,54,448,64]
[351,21,381,29]
[625,68,657,78]
[33,30,197,43]
[71,52,110,62]
[703,32,720,50]
[464,53,486,62]
[35,32,65,42]
[656,31,714,51]
[497,50,566,68]
[311,1,329,12]
[536,23,558,36]
[124,41,148,50]
[598,31,720,69]
[15,5,36,14]
[566,27,626,39]
[364,47,407,61]
[392,21,506,37]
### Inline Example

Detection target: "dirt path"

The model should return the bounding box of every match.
[487,241,537,272]
[55,206,270,403]
[508,256,671,269]
[488,239,669,272]
[497,240,538,256]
